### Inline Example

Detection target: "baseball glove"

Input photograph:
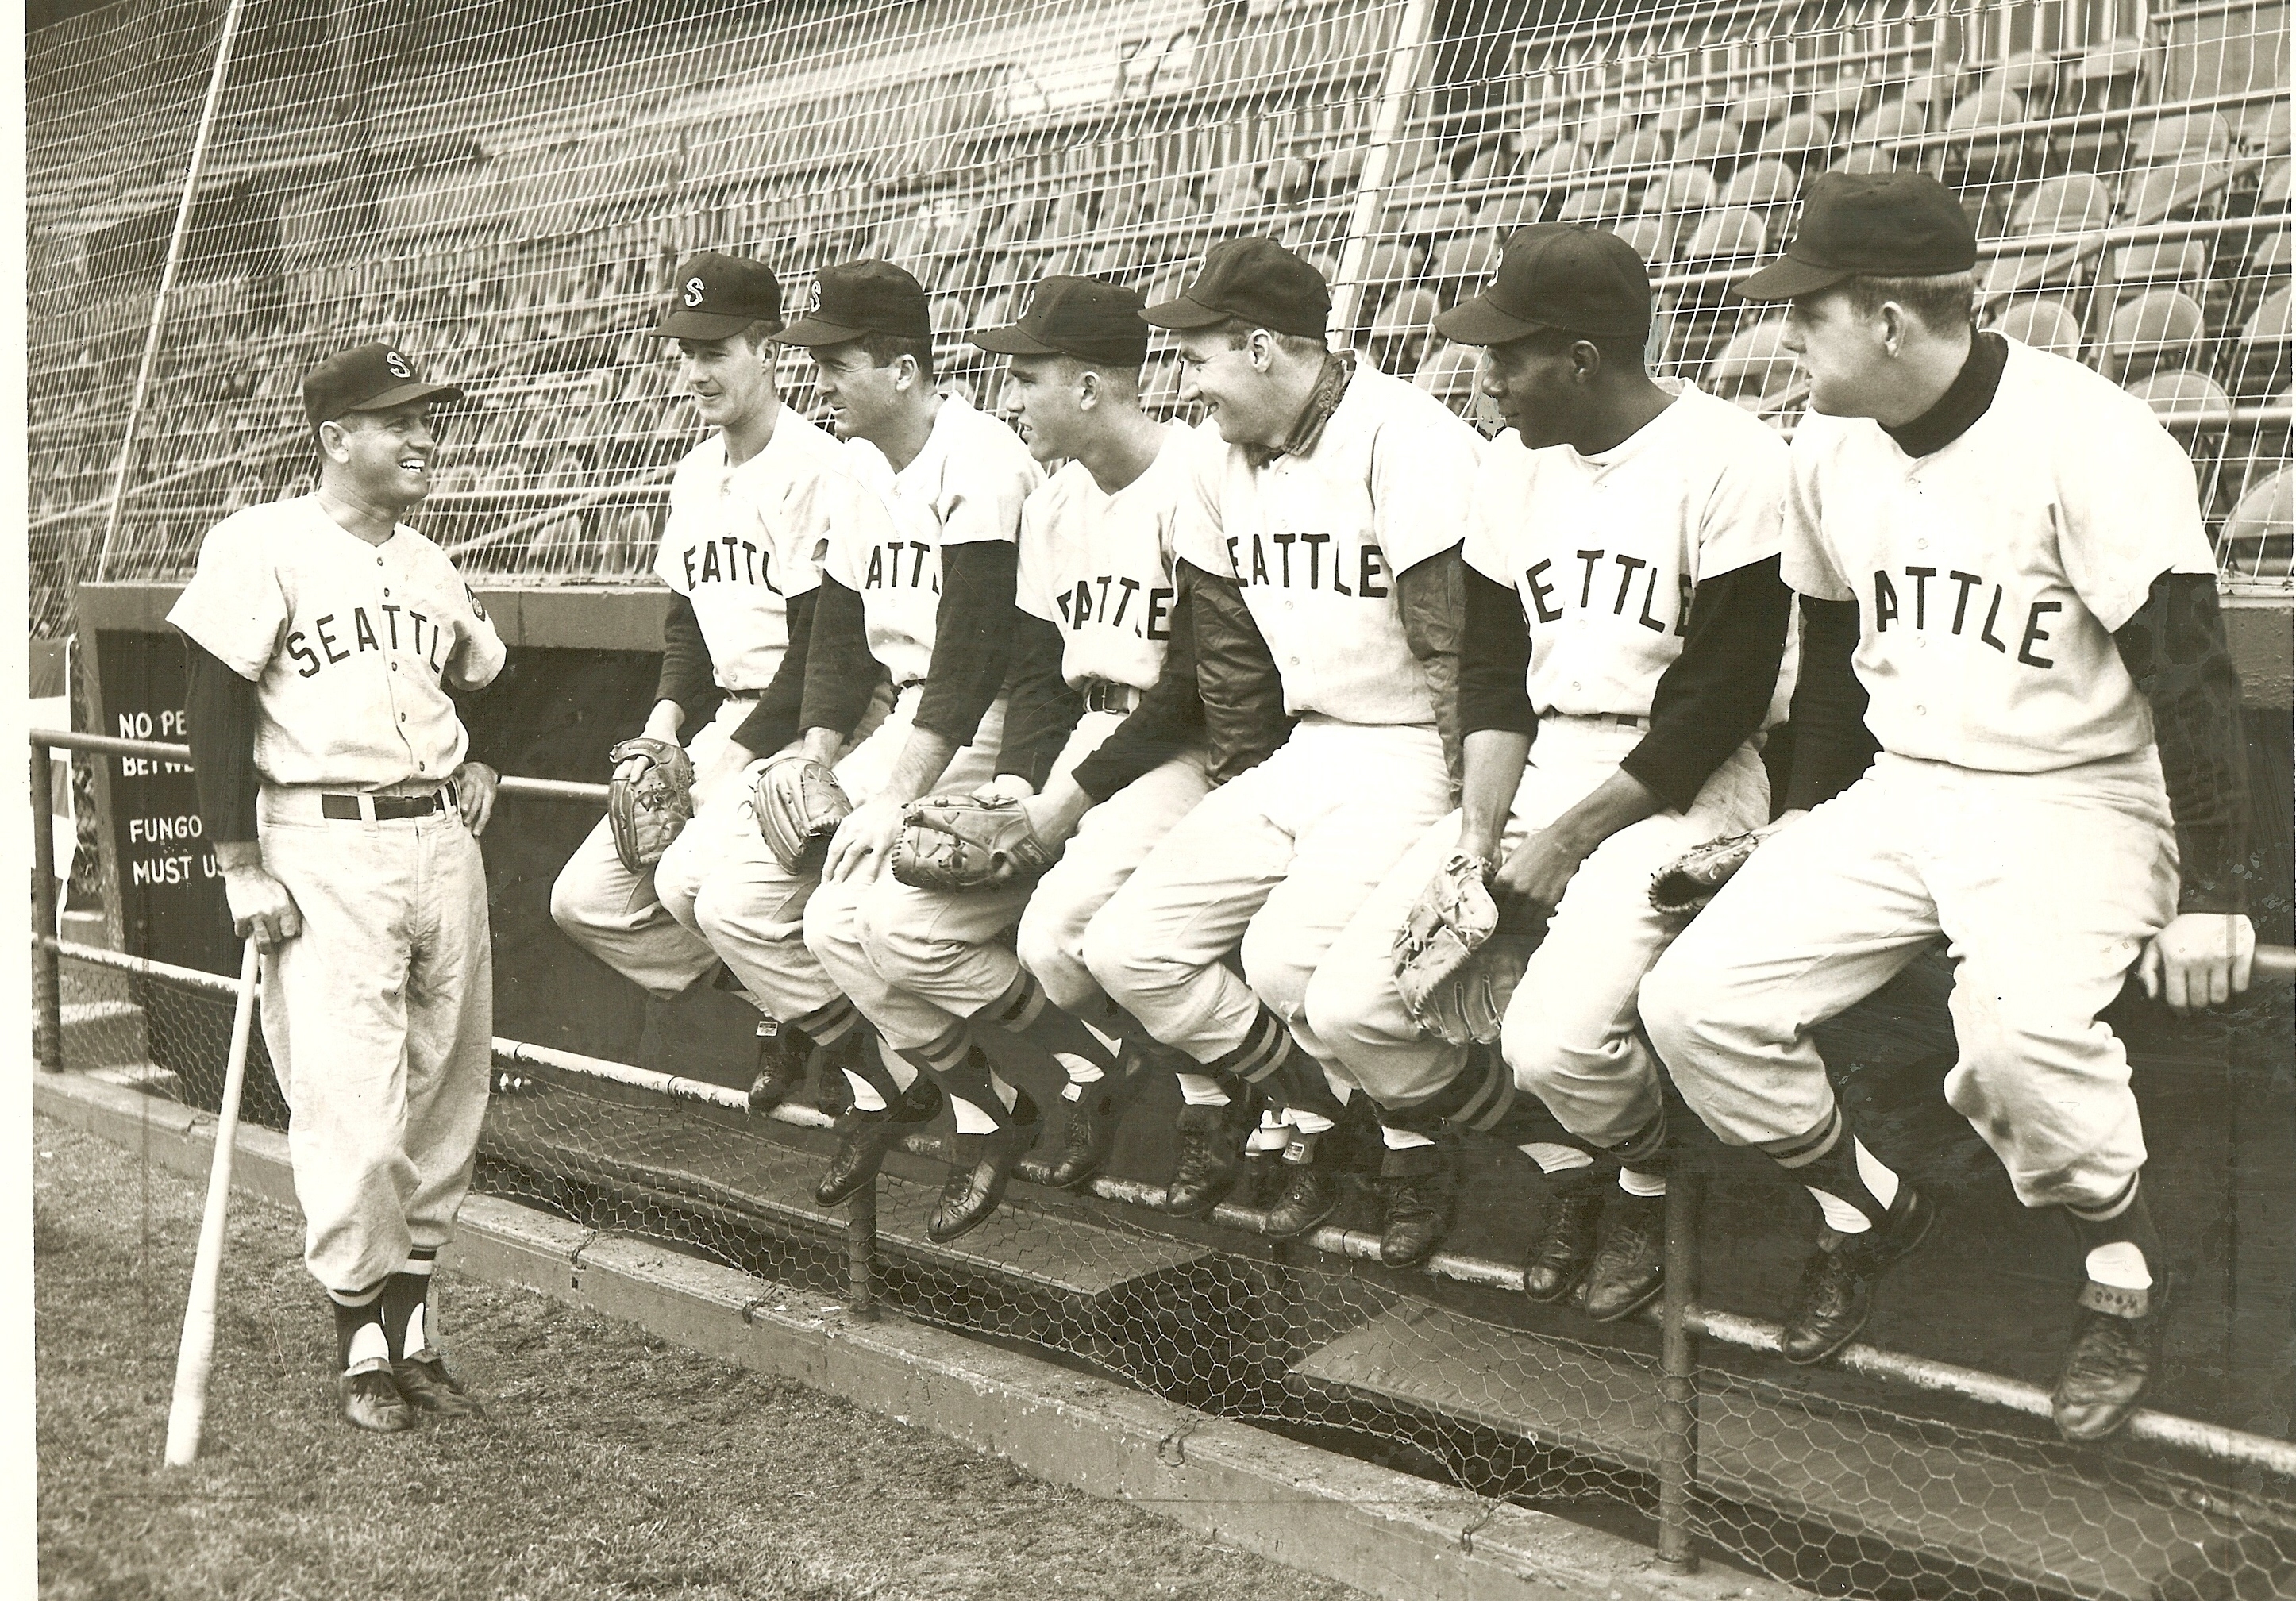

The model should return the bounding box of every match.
[1393,852,1500,1028]
[1649,830,1762,919]
[890,795,1059,891]
[1414,932,1542,1047]
[753,755,853,874]
[606,737,696,873]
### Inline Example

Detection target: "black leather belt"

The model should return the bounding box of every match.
[320,785,453,821]
[1082,681,1140,714]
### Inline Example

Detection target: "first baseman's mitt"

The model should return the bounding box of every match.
[1393,852,1500,1030]
[1649,831,1762,919]
[890,795,1059,891]
[753,755,853,874]
[606,737,696,872]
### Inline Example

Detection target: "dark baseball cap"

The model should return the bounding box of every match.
[1733,171,1978,302]
[1433,224,1652,345]
[972,276,1150,368]
[778,260,932,347]
[654,252,784,339]
[1142,237,1331,340]
[302,343,463,429]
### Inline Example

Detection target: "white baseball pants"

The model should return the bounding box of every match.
[1640,748,2179,1211]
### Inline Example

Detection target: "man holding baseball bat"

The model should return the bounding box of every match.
[173,343,505,1434]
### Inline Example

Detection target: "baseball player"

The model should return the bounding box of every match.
[1638,172,2257,1442]
[1083,237,1481,1235]
[804,277,1212,1238]
[549,253,871,1106]
[174,343,504,1432]
[694,258,1040,1207]
[1304,225,1793,1291]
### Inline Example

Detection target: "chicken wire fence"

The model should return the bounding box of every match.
[32,730,2296,1601]
[23,0,2295,637]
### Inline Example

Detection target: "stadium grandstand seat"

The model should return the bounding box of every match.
[1557,185,1631,225]
[1943,87,2030,185]
[2256,159,2289,210]
[1811,69,1867,122]
[1398,198,1474,238]
[1597,128,1668,174]
[1369,287,1439,375]
[1719,159,1798,234]
[1642,163,1719,214]
[1431,227,1500,283]
[1728,80,1790,133]
[2220,467,2292,578]
[2125,367,2234,425]
[2232,286,2292,396]
[1978,172,2114,302]
[1411,341,1490,424]
[1356,239,1423,293]
[2111,237,2211,290]
[1456,139,1512,189]
[1756,111,1834,167]
[1674,118,1741,169]
[1850,98,1927,149]
[1828,147,1899,176]
[2099,287,2206,381]
[1612,213,1672,264]
[1523,137,1589,181]
[1680,206,1770,264]
[2057,38,2148,171]
[1704,318,1798,414]
[1990,49,2062,106]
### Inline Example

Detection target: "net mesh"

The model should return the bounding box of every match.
[24,0,2294,633]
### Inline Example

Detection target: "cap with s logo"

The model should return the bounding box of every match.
[1731,171,1978,302]
[653,252,784,339]
[971,275,1149,368]
[778,260,933,348]
[301,343,464,429]
[1432,224,1651,346]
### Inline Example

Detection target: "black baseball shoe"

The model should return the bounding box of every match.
[337,1365,416,1434]
[1376,1149,1454,1268]
[1262,1150,1343,1241]
[747,1019,808,1114]
[1779,1185,1936,1365]
[392,1352,483,1418]
[928,1092,1042,1243]
[1522,1173,1608,1303]
[1165,1103,1248,1217]
[2053,1277,2168,1443]
[1582,1193,1666,1322]
[1044,1058,1144,1191]
[815,1077,943,1207]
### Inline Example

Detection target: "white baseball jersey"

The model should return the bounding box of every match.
[827,392,1042,685]
[1015,426,1191,692]
[1784,337,2215,772]
[1174,364,1481,725]
[168,496,505,787]
[1465,379,1795,725]
[654,406,857,692]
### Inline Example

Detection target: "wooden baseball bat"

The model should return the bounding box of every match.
[163,935,261,1468]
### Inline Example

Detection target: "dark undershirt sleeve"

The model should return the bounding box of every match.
[1394,545,1466,787]
[995,615,1084,791]
[729,587,816,759]
[1621,556,1793,814]
[799,576,884,738]
[1069,577,1207,802]
[181,636,260,845]
[2114,571,2252,914]
[916,541,1019,749]
[1780,595,1879,814]
[1186,558,1293,785]
[1459,566,1538,739]
[655,594,725,732]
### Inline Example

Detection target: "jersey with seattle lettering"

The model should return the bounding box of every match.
[168,496,506,788]
[1015,425,1190,691]
[1783,337,2215,772]
[1173,364,1481,725]
[1464,379,1794,725]
[654,406,855,692]
[826,391,1041,686]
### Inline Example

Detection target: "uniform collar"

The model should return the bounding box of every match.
[1883,329,2008,458]
[1245,349,1356,469]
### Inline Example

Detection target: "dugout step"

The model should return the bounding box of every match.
[1290,1301,2236,1601]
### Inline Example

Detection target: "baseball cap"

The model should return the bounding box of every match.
[1141,237,1331,340]
[972,276,1150,368]
[654,252,784,339]
[1732,171,1978,302]
[1432,224,1652,345]
[302,343,463,429]
[778,260,933,347]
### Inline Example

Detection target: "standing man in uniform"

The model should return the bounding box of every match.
[1639,173,2256,1441]
[174,343,505,1432]
[1304,226,1793,1285]
[550,253,872,1106]
[807,278,1212,1239]
[1084,237,1481,1233]
[682,259,1038,1205]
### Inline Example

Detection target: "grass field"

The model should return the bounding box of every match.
[34,1110,1366,1601]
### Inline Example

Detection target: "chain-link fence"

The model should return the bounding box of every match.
[24,0,2294,634]
[33,729,2296,1599]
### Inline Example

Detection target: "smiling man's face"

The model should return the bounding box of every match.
[326,400,441,508]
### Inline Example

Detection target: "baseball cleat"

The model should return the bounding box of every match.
[815,1077,942,1207]
[2052,1278,2167,1443]
[1262,1157,1342,1240]
[746,1019,807,1114]
[1582,1194,1666,1322]
[1045,1080,1127,1191]
[337,1366,416,1434]
[926,1094,1042,1243]
[1164,1103,1246,1217]
[392,1353,483,1418]
[1521,1174,1607,1303]
[1779,1184,1935,1365]
[1377,1166,1454,1268]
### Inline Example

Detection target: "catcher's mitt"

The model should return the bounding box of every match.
[1393,852,1500,1027]
[1649,830,1761,919]
[890,795,1059,891]
[607,737,696,872]
[753,755,853,874]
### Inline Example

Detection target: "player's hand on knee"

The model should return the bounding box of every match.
[1491,828,1588,918]
[453,761,499,836]
[2139,912,2256,1014]
[222,864,302,949]
[825,797,904,883]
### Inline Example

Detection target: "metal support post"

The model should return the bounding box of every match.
[847,1178,878,1320]
[1327,0,1436,344]
[33,742,64,1072]
[1657,1171,1703,1573]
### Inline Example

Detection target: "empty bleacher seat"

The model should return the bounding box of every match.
[1370,287,1439,374]
[1990,298,2085,359]
[1411,341,1490,424]
[1674,119,1741,168]
[1943,87,2029,183]
[1756,111,1833,166]
[2220,467,2291,579]
[1612,213,1672,264]
[1557,184,1631,225]
[1431,227,1500,282]
[2058,39,2148,171]
[2110,237,2210,289]
[1851,98,1926,148]
[1642,163,1718,214]
[1704,318,1797,412]
[1720,159,1797,214]
[1729,80,1791,133]
[2125,367,2233,425]
[2100,287,2205,381]
[2232,286,2292,396]
[1680,206,1769,263]
[1597,128,1668,173]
